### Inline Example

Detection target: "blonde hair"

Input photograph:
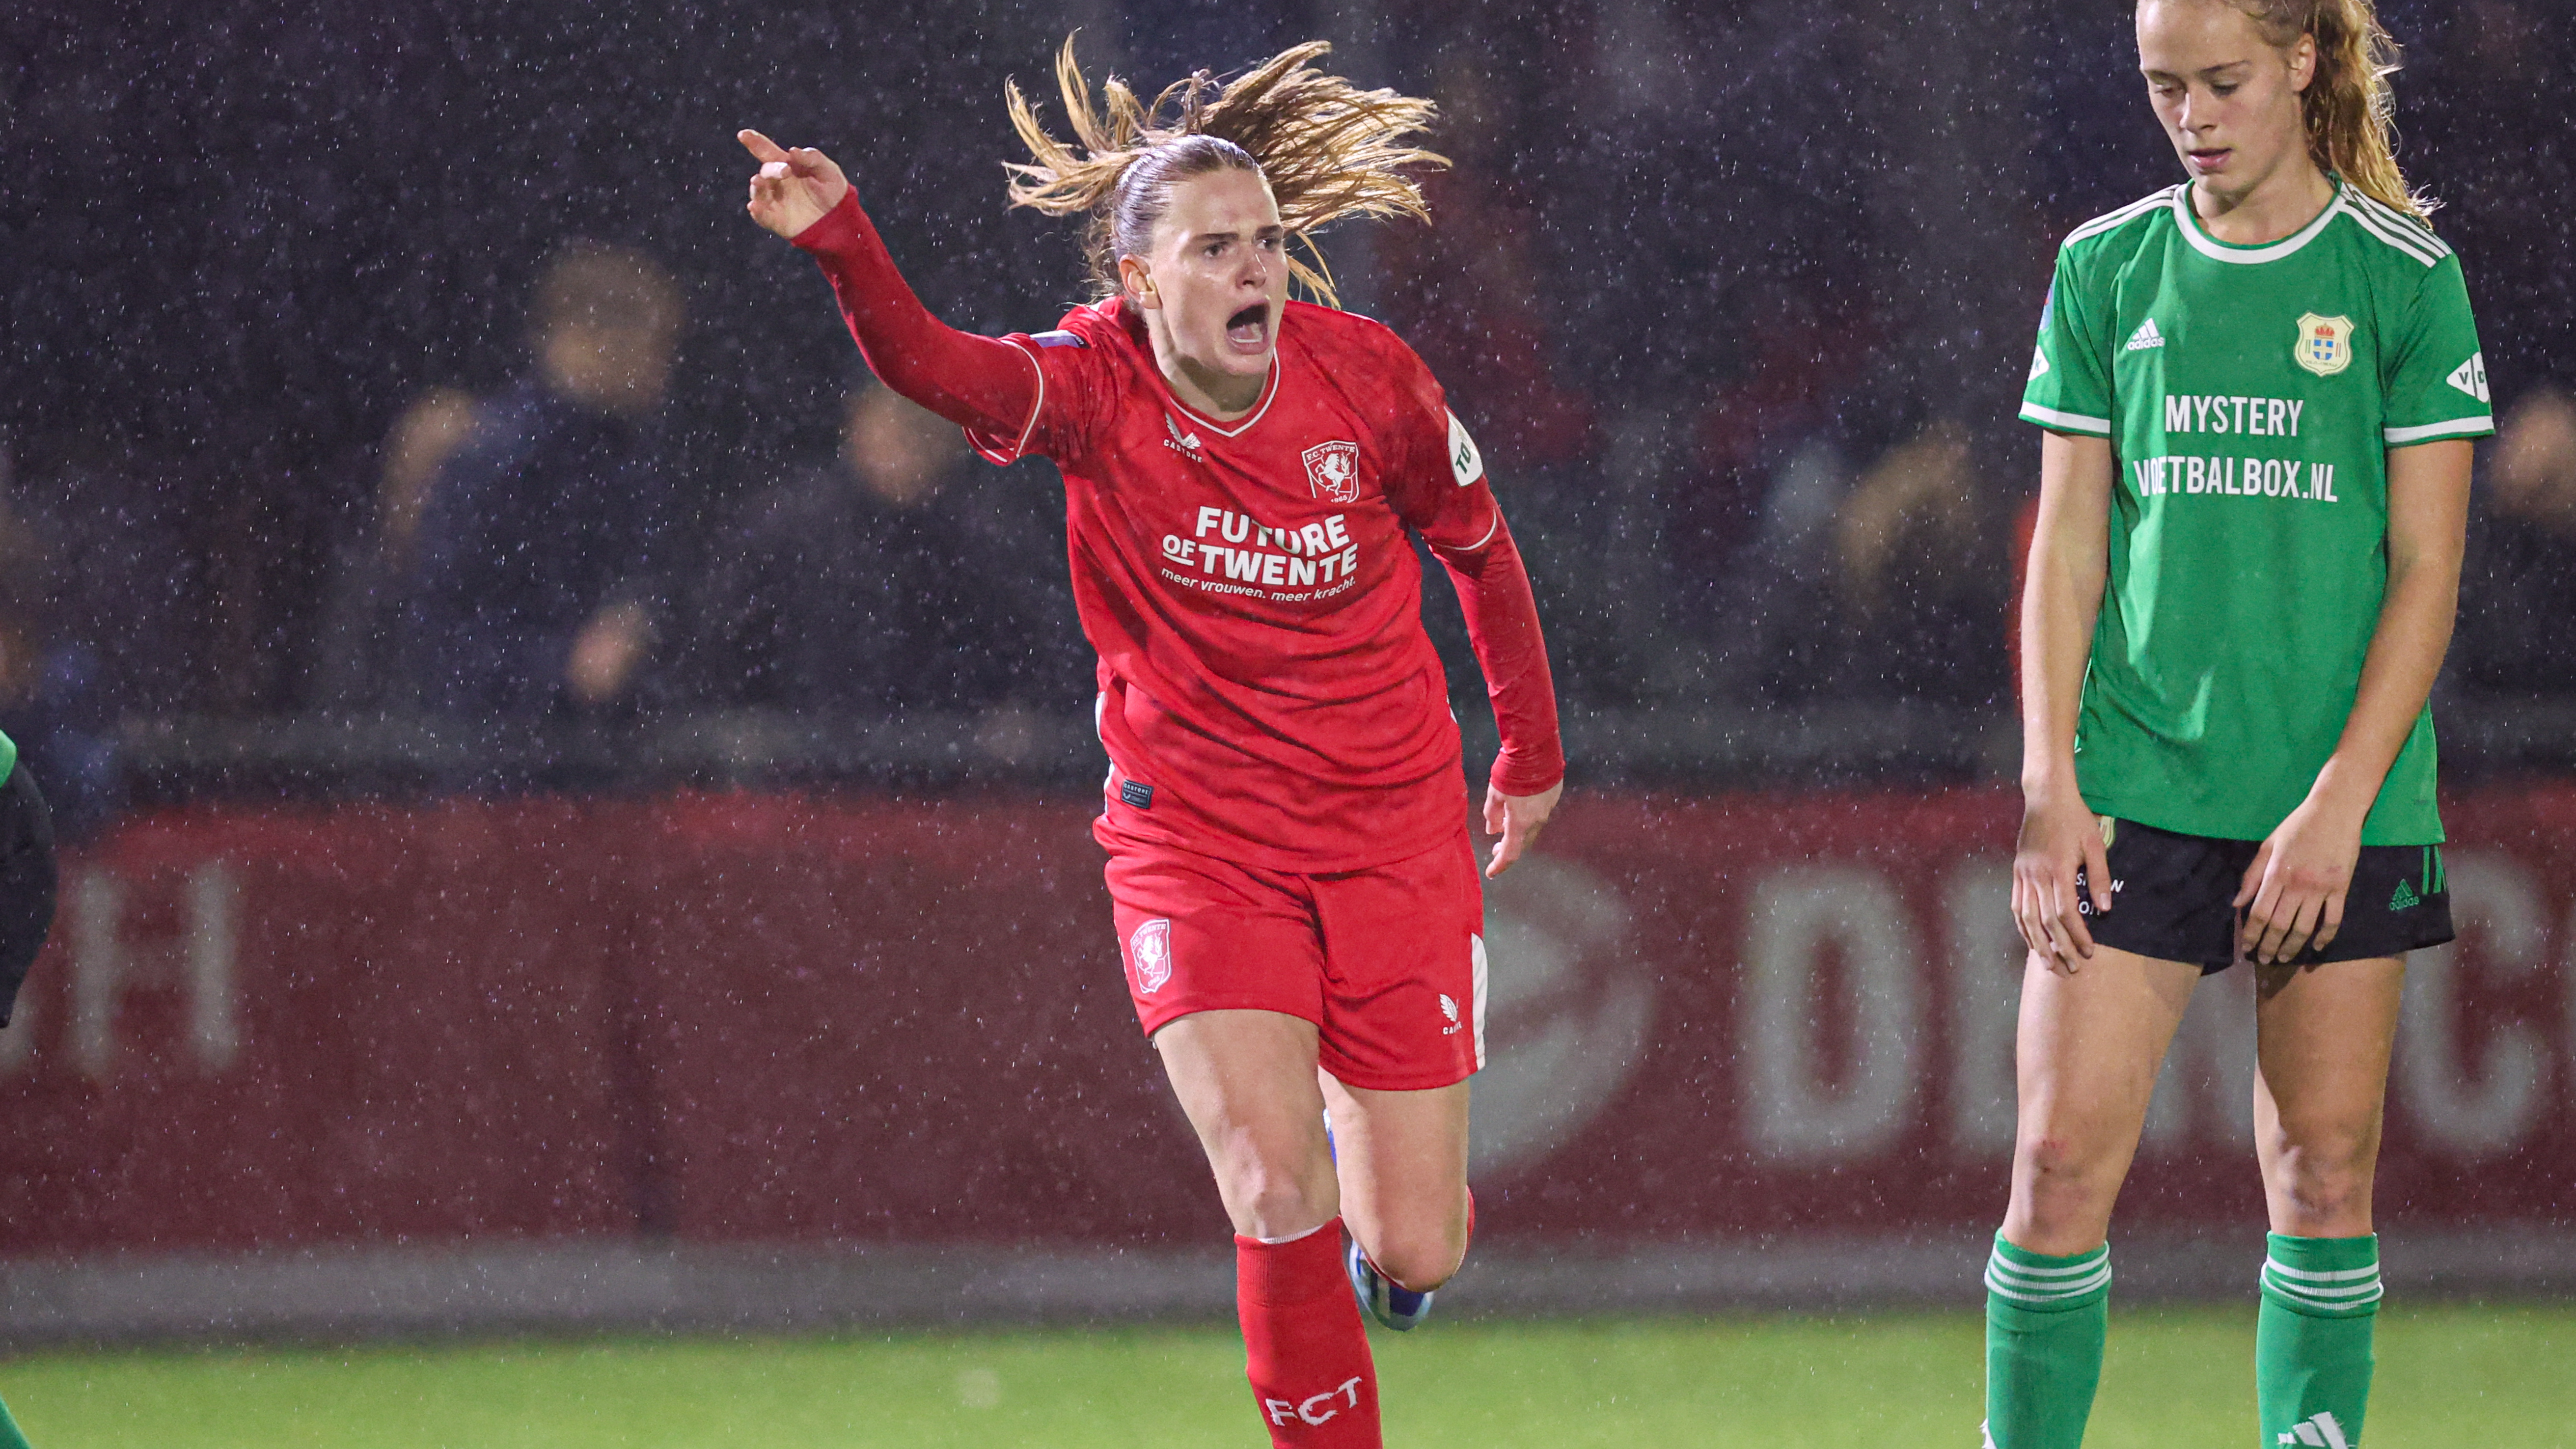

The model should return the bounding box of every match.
[1003,38,1446,307]
[2232,0,2433,220]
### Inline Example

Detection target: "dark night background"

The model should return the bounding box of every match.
[1,0,2569,820]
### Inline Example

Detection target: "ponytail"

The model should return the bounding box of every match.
[1003,38,1445,306]
[2236,0,2433,221]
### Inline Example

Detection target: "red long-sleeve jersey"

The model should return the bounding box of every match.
[795,191,1562,872]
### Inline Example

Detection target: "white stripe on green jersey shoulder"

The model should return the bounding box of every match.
[2348,189,2449,252]
[2065,186,2181,247]
[2384,416,2492,445]
[2169,186,2347,264]
[2020,401,2111,436]
[2343,191,2451,268]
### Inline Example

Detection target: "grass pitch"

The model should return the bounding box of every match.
[3,1304,2568,1447]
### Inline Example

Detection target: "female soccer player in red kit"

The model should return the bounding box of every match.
[738,41,1563,1448]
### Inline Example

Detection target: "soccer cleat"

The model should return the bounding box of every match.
[1346,1234,1435,1331]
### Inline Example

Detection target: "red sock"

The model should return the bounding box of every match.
[1236,1221,1380,1448]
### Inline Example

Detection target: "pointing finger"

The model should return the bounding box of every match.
[738,129,792,164]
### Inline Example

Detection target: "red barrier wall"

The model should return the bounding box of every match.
[0,789,2567,1254]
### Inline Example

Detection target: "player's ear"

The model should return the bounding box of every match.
[1119,253,1159,310]
[2286,31,2316,92]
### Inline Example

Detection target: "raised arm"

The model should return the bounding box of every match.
[1429,514,1565,878]
[738,131,1037,440]
[2013,430,2116,972]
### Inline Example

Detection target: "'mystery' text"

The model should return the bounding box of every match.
[2163,394,2305,437]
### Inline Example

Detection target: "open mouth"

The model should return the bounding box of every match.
[1224,303,1271,355]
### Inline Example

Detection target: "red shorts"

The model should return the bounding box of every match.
[1102,828,1487,1091]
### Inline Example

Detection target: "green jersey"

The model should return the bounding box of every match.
[0,730,13,786]
[2022,180,2492,845]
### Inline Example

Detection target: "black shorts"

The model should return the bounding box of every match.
[2073,817,2452,974]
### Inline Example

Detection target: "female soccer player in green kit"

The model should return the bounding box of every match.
[0,726,58,1449]
[2001,0,2489,1444]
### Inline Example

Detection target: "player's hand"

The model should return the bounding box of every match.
[2013,778,2109,974]
[2235,793,2362,965]
[1481,780,1562,879]
[738,130,850,240]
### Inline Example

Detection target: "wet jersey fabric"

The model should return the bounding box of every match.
[2021,180,2493,845]
[966,295,1561,871]
[791,190,1562,873]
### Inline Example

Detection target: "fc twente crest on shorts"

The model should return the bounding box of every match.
[2294,313,2354,377]
[1303,439,1363,503]
[1128,918,1173,995]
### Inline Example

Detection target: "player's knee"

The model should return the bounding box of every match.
[2265,1121,2379,1224]
[2019,1132,2120,1194]
[1364,1223,1466,1292]
[1218,1152,1336,1241]
[2012,1134,2121,1235]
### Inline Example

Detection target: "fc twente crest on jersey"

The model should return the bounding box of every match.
[2294,313,2355,377]
[1128,918,1173,996]
[1303,439,1363,503]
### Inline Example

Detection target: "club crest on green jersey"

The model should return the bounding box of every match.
[2294,313,2354,377]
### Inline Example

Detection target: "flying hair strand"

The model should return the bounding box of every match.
[1003,37,1447,307]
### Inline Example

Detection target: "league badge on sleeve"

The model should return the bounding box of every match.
[2446,352,2490,403]
[1446,410,1484,487]
[2294,313,2354,377]
[1303,439,1363,503]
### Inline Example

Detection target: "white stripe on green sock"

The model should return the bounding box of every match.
[1984,1234,2110,1449]
[2258,1233,2380,1449]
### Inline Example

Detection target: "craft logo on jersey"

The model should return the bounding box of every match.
[2294,313,2354,377]
[1302,439,1362,503]
[1128,918,1174,995]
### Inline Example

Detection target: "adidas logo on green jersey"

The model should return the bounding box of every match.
[2124,318,2165,352]
[2390,880,2420,911]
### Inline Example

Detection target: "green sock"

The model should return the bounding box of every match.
[2257,1233,2380,1448]
[1984,1234,2112,1449]
[0,1391,33,1449]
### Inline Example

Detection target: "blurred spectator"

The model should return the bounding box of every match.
[1377,59,1596,476]
[2455,383,2576,697]
[0,444,158,837]
[689,383,1080,717]
[1675,279,1880,621]
[308,387,480,710]
[1377,57,1611,698]
[1715,411,2007,706]
[404,244,685,719]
